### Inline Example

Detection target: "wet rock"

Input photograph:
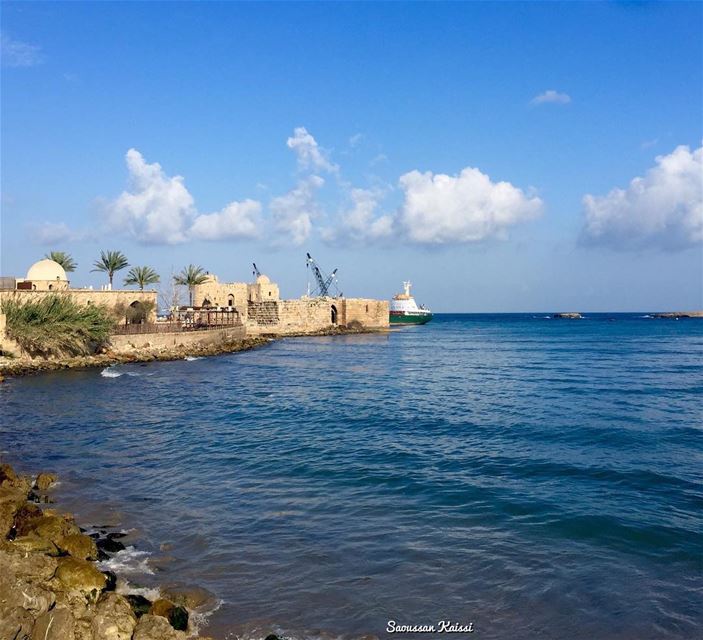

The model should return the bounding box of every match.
[149,598,189,631]
[132,614,186,640]
[97,548,110,561]
[125,593,152,618]
[0,463,18,487]
[160,584,216,610]
[34,472,57,491]
[264,635,281,640]
[107,531,127,540]
[91,592,137,640]
[54,557,107,598]
[57,533,99,560]
[103,570,117,592]
[97,536,126,553]
[13,502,43,531]
[31,606,75,640]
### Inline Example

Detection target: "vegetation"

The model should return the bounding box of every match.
[1,294,115,357]
[174,264,208,306]
[44,251,77,272]
[123,266,160,290]
[92,250,129,287]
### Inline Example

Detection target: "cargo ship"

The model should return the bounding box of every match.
[389,281,433,325]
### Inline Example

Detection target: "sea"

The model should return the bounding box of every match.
[1,314,701,640]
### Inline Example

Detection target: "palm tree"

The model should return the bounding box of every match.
[174,264,208,306]
[91,250,129,288]
[45,251,77,273]
[123,266,160,291]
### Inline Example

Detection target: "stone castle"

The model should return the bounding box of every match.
[0,259,388,355]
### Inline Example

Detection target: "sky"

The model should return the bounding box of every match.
[1,1,701,312]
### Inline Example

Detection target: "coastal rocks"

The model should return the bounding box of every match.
[57,532,99,560]
[34,472,57,491]
[30,607,75,640]
[149,599,189,631]
[91,592,137,640]
[553,312,582,319]
[0,605,34,640]
[125,594,152,618]
[97,535,127,554]
[54,557,107,598]
[132,614,186,640]
[16,513,80,541]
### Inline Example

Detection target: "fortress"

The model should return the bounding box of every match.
[0,259,388,356]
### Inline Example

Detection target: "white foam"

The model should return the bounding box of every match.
[98,546,154,575]
[184,356,203,361]
[101,367,122,378]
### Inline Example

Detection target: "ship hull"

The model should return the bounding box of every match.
[389,311,433,325]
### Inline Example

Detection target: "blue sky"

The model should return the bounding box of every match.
[1,1,701,311]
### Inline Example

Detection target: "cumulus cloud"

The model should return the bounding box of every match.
[106,149,195,244]
[190,199,262,241]
[1,33,43,67]
[270,175,324,245]
[530,89,571,106]
[397,167,543,244]
[582,143,703,250]
[287,127,338,174]
[324,188,394,244]
[105,149,262,244]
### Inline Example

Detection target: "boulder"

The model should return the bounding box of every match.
[125,593,152,618]
[91,592,137,640]
[0,464,30,493]
[160,584,216,610]
[16,513,80,542]
[149,599,189,631]
[0,546,59,582]
[103,570,117,592]
[31,607,75,640]
[97,536,126,554]
[12,534,60,556]
[132,614,186,640]
[13,502,43,531]
[0,606,34,640]
[0,569,55,618]
[54,557,107,598]
[34,472,58,491]
[57,533,99,560]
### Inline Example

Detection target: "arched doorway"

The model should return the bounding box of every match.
[128,301,146,324]
[331,304,338,325]
[202,298,212,308]
[228,294,235,307]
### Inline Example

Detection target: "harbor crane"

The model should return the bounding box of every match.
[252,263,262,279]
[306,252,341,298]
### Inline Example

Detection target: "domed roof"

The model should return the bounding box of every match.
[26,259,67,282]
[256,274,271,284]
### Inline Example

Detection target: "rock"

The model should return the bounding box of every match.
[103,570,117,592]
[16,513,80,542]
[553,312,582,319]
[0,546,58,582]
[0,463,18,486]
[125,593,152,618]
[54,557,107,598]
[34,472,57,491]
[92,592,137,640]
[0,606,34,640]
[160,584,216,610]
[264,635,281,640]
[13,502,43,530]
[0,568,55,618]
[97,536,126,553]
[132,614,186,640]
[12,534,60,556]
[57,533,99,560]
[149,599,189,631]
[31,607,75,640]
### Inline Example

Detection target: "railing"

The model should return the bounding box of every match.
[112,321,242,335]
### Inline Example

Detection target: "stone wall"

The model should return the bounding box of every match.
[192,280,248,311]
[110,325,246,351]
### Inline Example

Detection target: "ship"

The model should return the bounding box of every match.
[389,281,433,325]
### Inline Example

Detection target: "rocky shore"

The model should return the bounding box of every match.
[0,325,381,380]
[0,463,216,640]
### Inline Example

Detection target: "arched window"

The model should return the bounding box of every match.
[48,284,53,291]
[228,294,235,307]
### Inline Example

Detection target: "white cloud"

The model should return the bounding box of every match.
[270,176,324,245]
[190,199,262,241]
[530,89,571,106]
[1,33,43,67]
[31,222,91,245]
[582,143,703,250]
[325,188,394,244]
[397,167,543,244]
[107,149,195,244]
[348,133,364,148]
[286,127,338,174]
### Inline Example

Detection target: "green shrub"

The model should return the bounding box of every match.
[1,294,115,357]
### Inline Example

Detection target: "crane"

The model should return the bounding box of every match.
[306,253,341,297]
[252,263,261,279]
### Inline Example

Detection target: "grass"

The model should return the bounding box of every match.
[1,294,116,357]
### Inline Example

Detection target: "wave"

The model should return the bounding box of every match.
[184,356,203,361]
[100,368,122,378]
[98,546,154,575]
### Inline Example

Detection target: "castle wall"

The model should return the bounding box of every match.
[192,281,248,311]
[110,325,246,352]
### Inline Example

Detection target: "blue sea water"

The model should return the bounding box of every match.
[1,314,702,639]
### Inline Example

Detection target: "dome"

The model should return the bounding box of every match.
[26,259,67,282]
[256,274,271,284]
